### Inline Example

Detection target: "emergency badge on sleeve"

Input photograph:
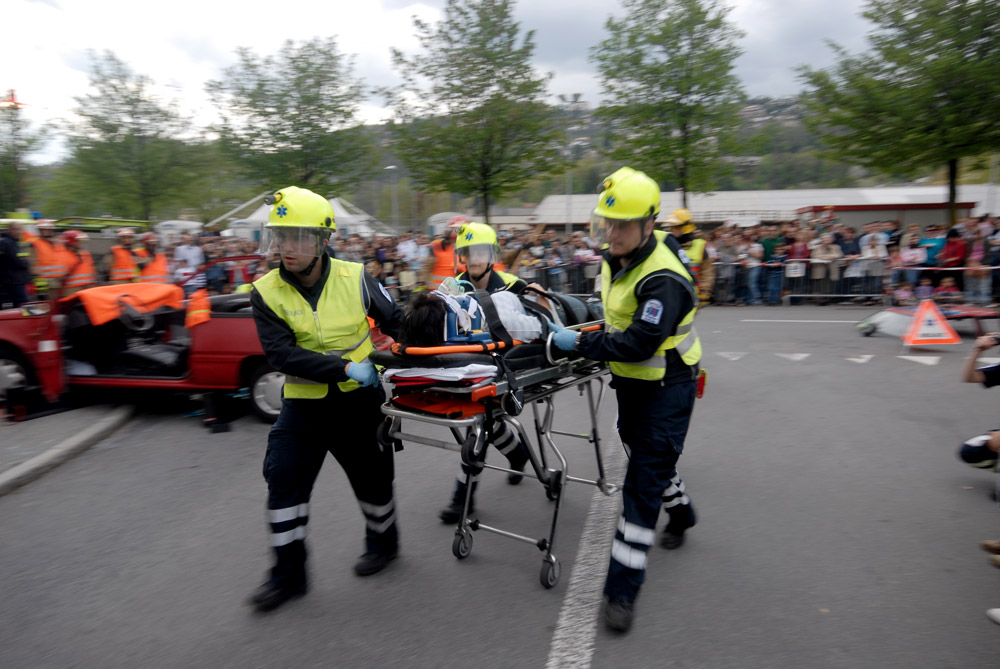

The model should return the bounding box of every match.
[640,299,663,325]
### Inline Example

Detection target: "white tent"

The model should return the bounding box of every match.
[239,197,392,238]
[154,219,203,244]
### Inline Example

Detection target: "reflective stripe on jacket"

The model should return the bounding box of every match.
[185,289,211,328]
[109,246,139,282]
[601,241,701,380]
[30,237,68,284]
[63,250,96,290]
[137,252,169,283]
[254,259,373,397]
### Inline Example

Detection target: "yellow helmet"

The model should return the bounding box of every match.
[593,167,661,220]
[262,186,335,263]
[665,208,696,236]
[454,221,500,267]
[265,186,335,230]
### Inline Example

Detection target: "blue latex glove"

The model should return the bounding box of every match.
[346,360,379,387]
[548,321,578,351]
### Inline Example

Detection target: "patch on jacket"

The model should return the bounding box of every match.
[640,299,663,325]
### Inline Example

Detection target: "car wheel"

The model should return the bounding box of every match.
[249,363,283,423]
[0,346,33,402]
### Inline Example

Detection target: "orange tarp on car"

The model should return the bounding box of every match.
[60,283,184,326]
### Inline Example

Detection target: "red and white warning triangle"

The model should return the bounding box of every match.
[902,299,961,347]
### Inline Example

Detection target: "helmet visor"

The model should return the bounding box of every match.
[590,213,644,251]
[456,243,498,265]
[262,226,329,261]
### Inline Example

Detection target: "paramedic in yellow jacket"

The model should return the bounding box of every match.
[666,208,714,305]
[247,186,404,613]
[549,167,702,633]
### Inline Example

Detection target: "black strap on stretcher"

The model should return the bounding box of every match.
[474,290,523,415]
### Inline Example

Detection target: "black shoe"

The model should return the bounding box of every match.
[247,581,306,612]
[661,531,685,550]
[507,445,529,485]
[439,480,475,524]
[601,597,634,632]
[439,499,473,524]
[354,550,398,576]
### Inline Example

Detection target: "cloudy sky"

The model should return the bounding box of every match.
[7,0,871,163]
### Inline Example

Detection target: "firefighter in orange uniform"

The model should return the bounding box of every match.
[136,232,170,283]
[60,230,96,297]
[25,221,68,298]
[107,228,141,283]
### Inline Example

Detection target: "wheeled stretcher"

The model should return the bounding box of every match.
[372,327,619,589]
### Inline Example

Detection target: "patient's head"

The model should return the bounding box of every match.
[399,292,447,347]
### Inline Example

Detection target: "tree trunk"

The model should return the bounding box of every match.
[947,158,958,227]
[482,190,490,225]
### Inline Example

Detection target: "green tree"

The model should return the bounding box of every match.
[387,0,566,224]
[590,0,745,207]
[798,0,1000,224]
[61,51,205,220]
[206,38,375,193]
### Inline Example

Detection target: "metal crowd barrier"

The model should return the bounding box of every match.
[708,259,1000,306]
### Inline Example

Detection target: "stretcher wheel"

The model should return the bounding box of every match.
[452,529,473,559]
[540,557,560,589]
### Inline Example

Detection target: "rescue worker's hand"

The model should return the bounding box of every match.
[547,321,578,351]
[346,360,379,387]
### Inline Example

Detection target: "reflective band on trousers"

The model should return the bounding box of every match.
[611,539,648,570]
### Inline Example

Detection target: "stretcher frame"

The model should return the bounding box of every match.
[377,338,618,589]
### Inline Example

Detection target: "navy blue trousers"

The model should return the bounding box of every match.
[262,385,397,588]
[604,378,697,603]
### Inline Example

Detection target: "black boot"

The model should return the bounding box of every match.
[247,580,307,612]
[506,440,530,485]
[354,549,398,576]
[439,479,476,524]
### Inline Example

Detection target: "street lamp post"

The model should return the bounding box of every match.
[559,93,582,236]
[384,165,400,233]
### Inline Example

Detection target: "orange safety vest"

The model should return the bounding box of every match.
[185,289,211,328]
[109,246,139,282]
[63,249,96,292]
[137,251,170,283]
[429,240,456,288]
[29,236,69,281]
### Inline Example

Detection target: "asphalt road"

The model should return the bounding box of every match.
[2,305,999,668]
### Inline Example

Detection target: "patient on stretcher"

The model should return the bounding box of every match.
[398,290,550,346]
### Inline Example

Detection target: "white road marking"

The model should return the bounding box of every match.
[897,355,941,366]
[846,355,875,364]
[716,352,748,361]
[740,319,860,324]
[774,353,811,361]
[978,357,1000,365]
[546,436,628,669]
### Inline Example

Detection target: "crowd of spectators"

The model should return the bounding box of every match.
[702,215,1000,307]
[326,227,602,301]
[152,226,604,302]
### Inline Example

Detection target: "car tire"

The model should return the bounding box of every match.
[0,345,34,403]
[249,362,283,423]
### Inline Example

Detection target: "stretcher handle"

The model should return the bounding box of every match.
[390,340,523,356]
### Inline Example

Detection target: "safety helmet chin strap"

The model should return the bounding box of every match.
[470,264,494,282]
[298,254,322,277]
[612,218,654,262]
